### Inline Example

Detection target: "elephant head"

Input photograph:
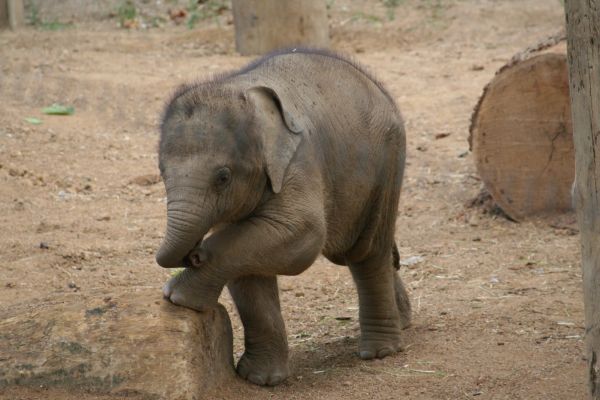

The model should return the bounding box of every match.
[155,84,304,268]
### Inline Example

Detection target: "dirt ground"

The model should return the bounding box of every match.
[0,0,584,399]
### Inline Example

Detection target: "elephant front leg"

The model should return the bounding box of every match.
[349,251,404,359]
[163,202,326,313]
[228,275,289,386]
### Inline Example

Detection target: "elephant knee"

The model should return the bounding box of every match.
[283,223,325,275]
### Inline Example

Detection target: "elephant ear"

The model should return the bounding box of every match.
[247,86,304,194]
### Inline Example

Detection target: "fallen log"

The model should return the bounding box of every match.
[0,288,235,399]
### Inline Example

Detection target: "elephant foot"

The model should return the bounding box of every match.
[162,268,221,312]
[358,319,403,360]
[236,351,290,386]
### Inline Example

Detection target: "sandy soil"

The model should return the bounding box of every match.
[0,1,585,399]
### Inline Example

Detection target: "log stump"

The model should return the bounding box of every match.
[469,33,574,221]
[0,289,235,399]
[231,0,330,56]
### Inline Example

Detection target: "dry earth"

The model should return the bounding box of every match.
[0,1,584,399]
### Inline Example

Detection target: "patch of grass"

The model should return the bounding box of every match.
[40,21,74,31]
[382,0,404,21]
[351,11,383,25]
[27,3,73,30]
[117,0,137,27]
[28,3,41,26]
[425,0,444,20]
[151,15,168,28]
[186,0,229,29]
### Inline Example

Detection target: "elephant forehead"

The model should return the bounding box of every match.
[161,113,254,158]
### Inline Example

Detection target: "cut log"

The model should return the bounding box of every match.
[231,0,329,56]
[469,33,574,221]
[0,289,235,399]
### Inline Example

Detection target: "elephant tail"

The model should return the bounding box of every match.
[392,243,400,271]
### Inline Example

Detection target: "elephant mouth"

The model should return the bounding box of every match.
[181,254,194,268]
[156,220,217,269]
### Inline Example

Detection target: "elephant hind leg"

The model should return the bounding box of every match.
[392,243,411,329]
[349,250,404,360]
[394,272,411,329]
[227,275,289,386]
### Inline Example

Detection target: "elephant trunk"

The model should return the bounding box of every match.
[155,204,212,268]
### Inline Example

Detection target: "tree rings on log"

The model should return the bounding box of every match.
[469,33,574,221]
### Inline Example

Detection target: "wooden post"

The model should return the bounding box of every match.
[231,0,330,56]
[0,0,24,29]
[565,0,600,398]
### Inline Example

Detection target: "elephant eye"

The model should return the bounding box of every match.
[214,167,232,189]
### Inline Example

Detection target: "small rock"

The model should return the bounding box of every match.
[39,242,49,250]
[13,200,25,211]
[468,215,480,227]
[400,255,424,267]
[57,191,70,201]
[6,282,16,288]
[471,64,485,71]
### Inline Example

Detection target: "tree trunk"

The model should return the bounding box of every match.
[469,33,574,221]
[0,0,7,28]
[0,0,24,29]
[565,1,600,398]
[0,289,235,399]
[231,0,329,56]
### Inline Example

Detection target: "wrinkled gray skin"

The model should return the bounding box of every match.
[156,49,410,386]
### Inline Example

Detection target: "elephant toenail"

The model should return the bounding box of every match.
[248,373,267,386]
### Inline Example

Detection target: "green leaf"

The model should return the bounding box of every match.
[42,104,74,115]
[24,117,42,125]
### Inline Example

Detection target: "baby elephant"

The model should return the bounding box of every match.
[156,49,410,386]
